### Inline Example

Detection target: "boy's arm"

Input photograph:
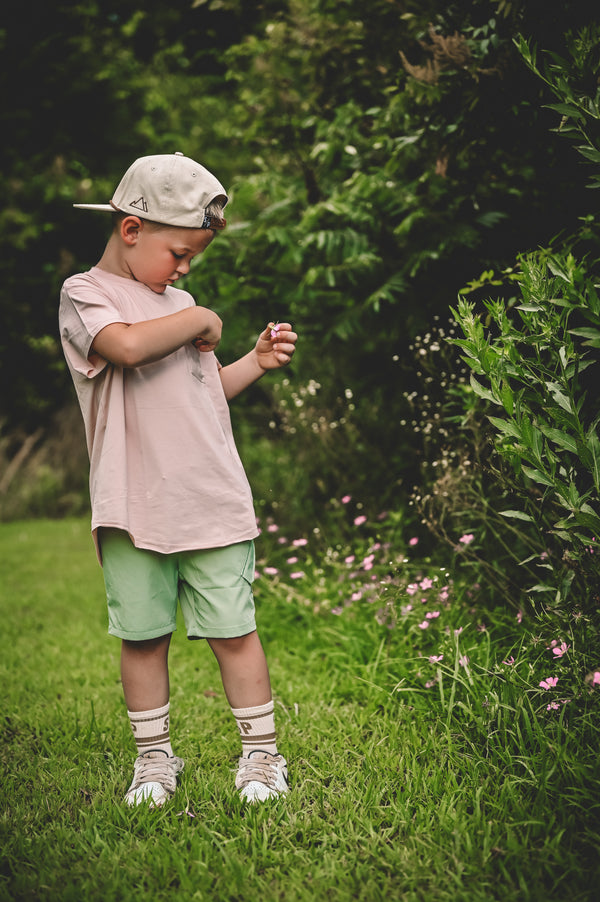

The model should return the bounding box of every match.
[91,305,222,367]
[219,323,297,400]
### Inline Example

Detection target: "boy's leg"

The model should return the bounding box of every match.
[120,634,184,807]
[121,634,173,755]
[207,631,289,802]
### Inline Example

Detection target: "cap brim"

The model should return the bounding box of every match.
[73,204,114,212]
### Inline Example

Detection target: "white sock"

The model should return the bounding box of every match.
[127,702,174,757]
[230,700,277,756]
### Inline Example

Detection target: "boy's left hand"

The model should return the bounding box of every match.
[255,322,297,370]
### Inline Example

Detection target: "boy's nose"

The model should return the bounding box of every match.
[176,259,191,275]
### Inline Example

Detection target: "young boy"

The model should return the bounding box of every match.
[59,152,297,807]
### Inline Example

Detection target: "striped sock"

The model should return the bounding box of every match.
[127,702,174,757]
[231,700,277,756]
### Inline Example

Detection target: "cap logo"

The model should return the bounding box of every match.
[130,196,149,213]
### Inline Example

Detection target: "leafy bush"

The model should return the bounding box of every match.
[451,249,600,615]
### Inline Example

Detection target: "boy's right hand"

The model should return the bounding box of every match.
[192,308,222,352]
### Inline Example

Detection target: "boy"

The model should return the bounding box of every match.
[59,152,297,807]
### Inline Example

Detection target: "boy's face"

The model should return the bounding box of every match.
[125,222,215,294]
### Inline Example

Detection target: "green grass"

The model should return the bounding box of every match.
[1,518,599,901]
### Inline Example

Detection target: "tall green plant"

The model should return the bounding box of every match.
[451,250,600,609]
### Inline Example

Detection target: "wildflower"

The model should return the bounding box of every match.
[354,515,367,526]
[401,604,413,615]
[362,554,375,571]
[270,323,281,338]
[287,556,299,564]
[552,642,569,658]
[264,566,279,576]
[539,676,559,690]
[418,621,430,630]
[429,654,444,663]
[459,533,475,545]
[438,588,450,602]
[593,672,600,687]
[459,656,469,667]
[406,584,418,596]
[425,611,440,619]
[345,555,355,564]
[292,538,308,547]
[419,577,434,590]
[290,571,305,579]
[409,537,419,546]
[503,656,515,666]
[516,611,523,624]
[454,627,463,635]
[547,701,560,711]
[351,590,362,601]
[331,606,343,615]
[267,523,279,533]
[424,679,437,689]
[341,494,352,504]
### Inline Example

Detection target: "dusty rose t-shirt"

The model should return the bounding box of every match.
[59,266,258,559]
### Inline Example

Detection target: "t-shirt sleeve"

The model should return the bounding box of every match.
[59,277,125,379]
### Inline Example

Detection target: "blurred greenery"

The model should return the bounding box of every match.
[1,0,599,535]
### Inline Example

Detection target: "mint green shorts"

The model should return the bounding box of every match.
[99,529,256,641]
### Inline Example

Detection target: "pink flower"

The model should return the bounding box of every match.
[459,533,475,545]
[424,679,437,689]
[292,538,308,547]
[419,578,434,590]
[503,656,515,666]
[425,611,440,620]
[409,537,419,546]
[406,584,418,596]
[287,556,298,564]
[592,672,600,686]
[539,676,559,690]
[351,590,363,601]
[264,566,279,576]
[267,524,279,533]
[270,323,281,338]
[418,620,430,630]
[345,555,355,564]
[290,571,305,579]
[459,656,469,667]
[331,606,343,615]
[438,588,450,602]
[341,495,352,504]
[354,515,367,526]
[429,654,444,663]
[516,611,523,624]
[552,642,569,658]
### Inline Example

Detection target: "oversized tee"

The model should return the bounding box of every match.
[59,267,259,559]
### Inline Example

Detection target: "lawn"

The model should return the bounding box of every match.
[1,518,599,901]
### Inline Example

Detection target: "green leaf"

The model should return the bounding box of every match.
[522,466,555,487]
[469,374,498,404]
[538,424,578,453]
[488,416,521,439]
[499,510,535,522]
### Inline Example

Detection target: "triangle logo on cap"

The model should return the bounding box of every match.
[130,196,149,213]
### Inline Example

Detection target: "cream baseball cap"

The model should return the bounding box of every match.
[73,152,228,229]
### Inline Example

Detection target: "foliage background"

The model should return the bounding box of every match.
[1,0,599,592]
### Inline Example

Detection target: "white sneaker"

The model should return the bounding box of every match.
[124,750,184,808]
[235,750,289,802]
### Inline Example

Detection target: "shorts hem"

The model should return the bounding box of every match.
[108,623,177,641]
[186,619,257,640]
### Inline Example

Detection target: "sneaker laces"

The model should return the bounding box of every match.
[236,754,280,790]
[130,753,183,794]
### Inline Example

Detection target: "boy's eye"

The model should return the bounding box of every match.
[172,251,184,260]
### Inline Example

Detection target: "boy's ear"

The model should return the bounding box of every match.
[120,215,144,245]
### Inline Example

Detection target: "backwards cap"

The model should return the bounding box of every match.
[73,152,228,229]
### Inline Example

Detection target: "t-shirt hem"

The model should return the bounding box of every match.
[92,521,260,562]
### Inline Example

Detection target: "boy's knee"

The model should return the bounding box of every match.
[209,631,258,654]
